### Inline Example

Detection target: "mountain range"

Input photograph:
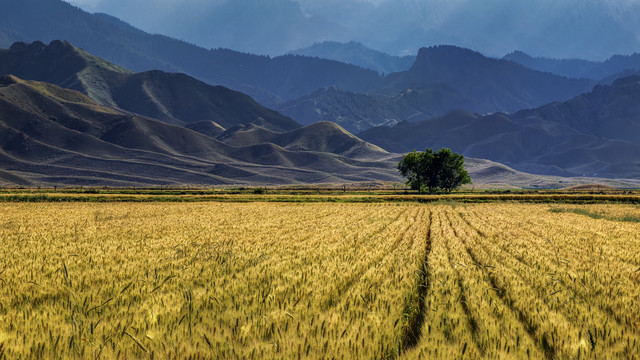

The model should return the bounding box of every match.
[0,73,629,189]
[503,51,640,82]
[1,67,576,188]
[360,76,640,179]
[0,0,609,126]
[374,46,593,113]
[0,40,404,186]
[3,40,636,187]
[0,41,299,131]
[0,0,639,187]
[291,42,640,85]
[0,0,382,108]
[277,46,594,133]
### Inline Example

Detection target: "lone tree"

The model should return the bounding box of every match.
[398,148,471,193]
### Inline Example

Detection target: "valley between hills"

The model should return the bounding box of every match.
[0,40,635,188]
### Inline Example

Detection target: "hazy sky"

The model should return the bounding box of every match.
[67,0,99,8]
[65,0,640,59]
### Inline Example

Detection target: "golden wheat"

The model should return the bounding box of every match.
[0,202,428,359]
[406,204,640,359]
[0,202,638,359]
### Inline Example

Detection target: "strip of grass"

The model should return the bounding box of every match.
[550,207,640,222]
[1,193,640,204]
[1,187,637,196]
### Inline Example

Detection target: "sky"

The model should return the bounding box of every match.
[65,0,640,59]
[67,0,99,8]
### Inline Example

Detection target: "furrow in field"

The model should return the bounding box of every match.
[460,205,640,359]
[403,208,482,359]
[320,207,415,309]
[447,208,562,359]
[450,208,553,359]
[468,205,640,332]
[0,203,431,359]
[395,208,432,355]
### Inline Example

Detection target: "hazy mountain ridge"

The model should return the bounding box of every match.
[503,50,640,80]
[0,48,622,188]
[0,1,638,187]
[276,86,417,133]
[278,46,596,133]
[360,76,640,179]
[0,0,622,120]
[290,41,416,75]
[375,46,594,114]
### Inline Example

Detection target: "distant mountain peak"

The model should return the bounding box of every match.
[611,74,640,87]
[414,45,485,63]
[409,45,490,75]
[503,50,535,61]
[417,45,483,56]
[290,41,415,74]
[4,40,132,74]
[9,40,75,55]
[9,41,37,52]
[0,74,19,85]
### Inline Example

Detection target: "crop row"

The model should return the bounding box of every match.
[0,202,638,359]
[0,203,428,359]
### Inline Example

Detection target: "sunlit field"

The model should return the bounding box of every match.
[0,202,638,359]
[405,203,640,359]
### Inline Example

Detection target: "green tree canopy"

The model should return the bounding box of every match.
[398,148,471,193]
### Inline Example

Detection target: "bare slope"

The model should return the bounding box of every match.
[211,121,390,160]
[0,75,398,186]
[0,41,300,131]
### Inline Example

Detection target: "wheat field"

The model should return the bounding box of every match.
[0,202,638,359]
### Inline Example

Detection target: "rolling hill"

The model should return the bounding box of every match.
[7,40,599,138]
[0,40,300,132]
[0,74,624,189]
[0,74,400,186]
[1,73,636,188]
[360,76,640,179]
[211,121,390,160]
[0,1,638,187]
